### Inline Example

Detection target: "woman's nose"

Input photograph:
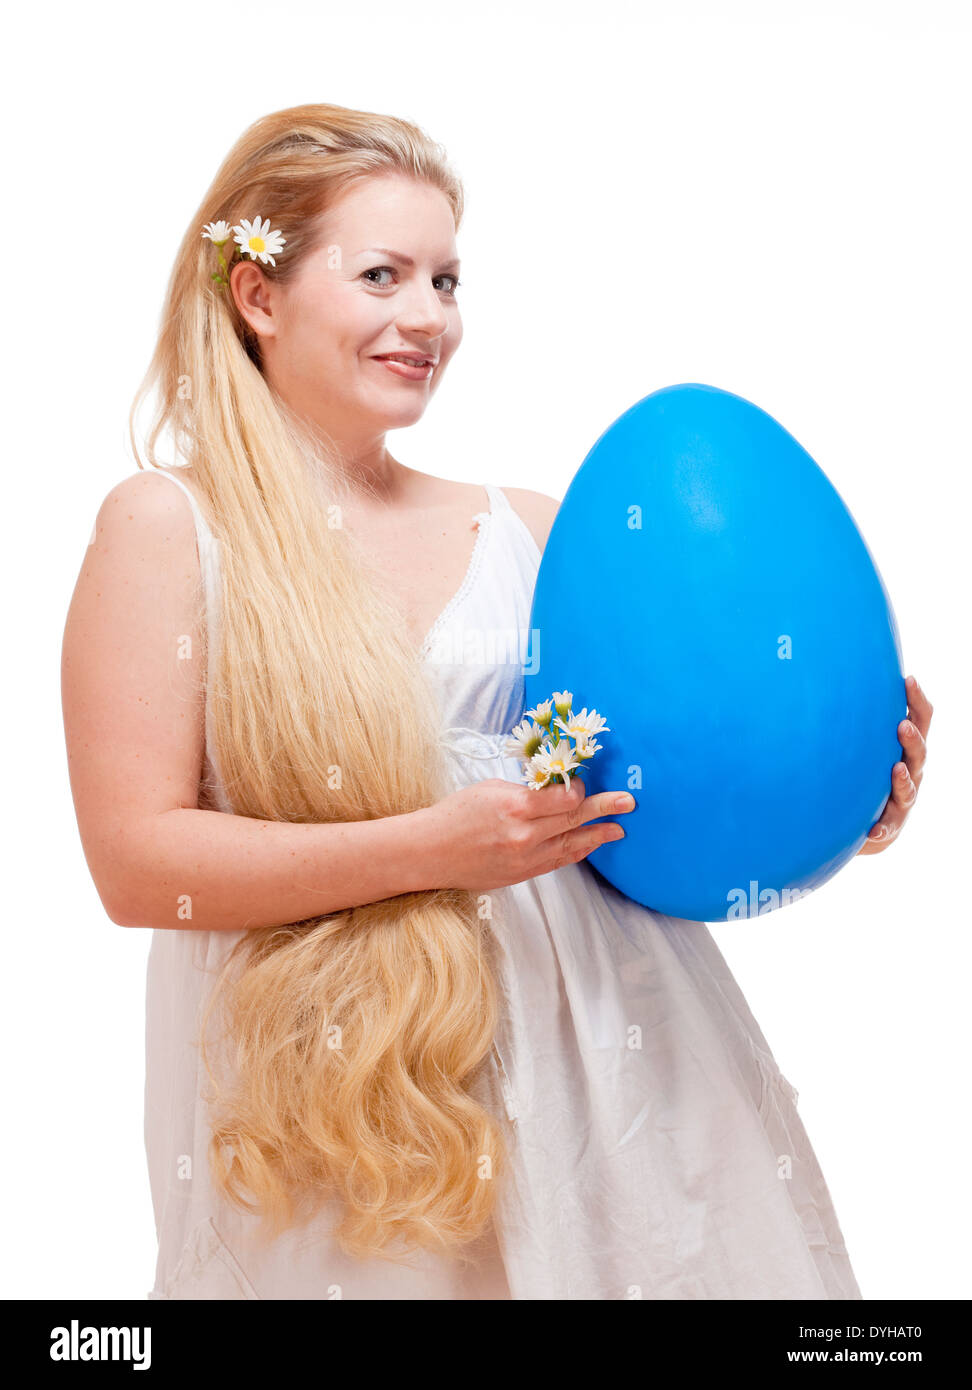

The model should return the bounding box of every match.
[396,292,450,341]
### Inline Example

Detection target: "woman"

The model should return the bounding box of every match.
[61,102,931,1300]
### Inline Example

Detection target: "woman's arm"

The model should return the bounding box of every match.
[61,472,438,931]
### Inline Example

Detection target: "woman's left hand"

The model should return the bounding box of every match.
[858,674,933,854]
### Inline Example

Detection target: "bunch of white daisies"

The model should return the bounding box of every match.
[504,691,610,790]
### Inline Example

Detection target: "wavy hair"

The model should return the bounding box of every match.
[128,103,505,1260]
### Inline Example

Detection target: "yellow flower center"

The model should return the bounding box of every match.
[248,236,266,253]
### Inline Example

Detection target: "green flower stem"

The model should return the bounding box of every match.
[211,239,237,290]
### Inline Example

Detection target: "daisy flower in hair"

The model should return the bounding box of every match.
[201,220,233,245]
[233,216,287,267]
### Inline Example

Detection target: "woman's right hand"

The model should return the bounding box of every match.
[423,775,636,892]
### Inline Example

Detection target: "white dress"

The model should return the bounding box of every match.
[144,467,863,1300]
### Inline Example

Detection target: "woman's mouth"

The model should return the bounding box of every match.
[371,354,435,381]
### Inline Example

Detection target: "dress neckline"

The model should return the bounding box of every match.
[419,484,494,660]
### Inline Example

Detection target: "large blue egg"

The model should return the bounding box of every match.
[523,382,906,921]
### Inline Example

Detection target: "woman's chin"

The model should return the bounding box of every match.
[374,400,430,430]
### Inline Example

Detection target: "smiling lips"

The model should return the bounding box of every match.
[373,351,437,365]
[372,352,436,380]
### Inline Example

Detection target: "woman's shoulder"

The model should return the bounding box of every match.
[401,467,560,555]
[93,468,203,552]
[72,471,205,669]
[494,485,560,556]
[101,466,198,513]
[428,474,559,555]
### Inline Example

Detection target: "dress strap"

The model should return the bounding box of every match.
[482,483,543,564]
[484,482,516,517]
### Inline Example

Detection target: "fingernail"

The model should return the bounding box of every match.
[870,826,887,840]
[615,794,635,810]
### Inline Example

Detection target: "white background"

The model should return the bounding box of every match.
[3,0,968,1299]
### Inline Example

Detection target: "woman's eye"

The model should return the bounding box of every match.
[362,266,461,295]
[363,266,396,287]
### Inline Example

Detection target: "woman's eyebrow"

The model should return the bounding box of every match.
[358,247,461,270]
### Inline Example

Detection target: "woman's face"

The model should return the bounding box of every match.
[236,172,463,453]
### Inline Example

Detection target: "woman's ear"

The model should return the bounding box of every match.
[230,259,278,342]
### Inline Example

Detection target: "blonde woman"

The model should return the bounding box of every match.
[61,103,930,1300]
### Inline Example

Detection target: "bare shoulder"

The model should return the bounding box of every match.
[88,469,204,569]
[496,486,561,555]
[72,469,203,617]
[96,468,199,534]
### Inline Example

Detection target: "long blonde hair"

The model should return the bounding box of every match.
[129,103,505,1260]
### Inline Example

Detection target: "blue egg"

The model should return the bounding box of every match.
[523,382,906,922]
